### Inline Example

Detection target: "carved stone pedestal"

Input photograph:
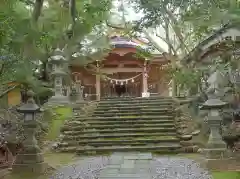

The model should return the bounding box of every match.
[13,161,46,173]
[12,121,46,173]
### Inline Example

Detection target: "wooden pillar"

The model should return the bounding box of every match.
[142,62,148,95]
[96,61,101,101]
[96,73,100,101]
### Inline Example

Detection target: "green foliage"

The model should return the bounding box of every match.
[0,0,111,100]
[169,67,203,93]
[212,172,240,179]
[131,0,240,97]
[132,0,240,52]
[134,46,152,59]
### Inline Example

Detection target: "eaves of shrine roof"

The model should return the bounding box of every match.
[109,35,149,49]
[183,22,240,64]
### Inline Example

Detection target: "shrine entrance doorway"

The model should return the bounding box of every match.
[115,84,126,97]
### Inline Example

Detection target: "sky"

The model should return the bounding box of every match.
[110,0,169,52]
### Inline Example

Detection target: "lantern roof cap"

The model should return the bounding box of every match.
[17,90,40,113]
[201,98,227,109]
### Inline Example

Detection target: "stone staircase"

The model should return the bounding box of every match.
[58,97,182,154]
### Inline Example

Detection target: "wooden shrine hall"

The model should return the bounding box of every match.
[70,35,170,101]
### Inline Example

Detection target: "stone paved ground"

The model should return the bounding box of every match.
[51,152,213,179]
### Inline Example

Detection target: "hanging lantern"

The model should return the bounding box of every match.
[131,78,134,83]
[120,81,123,85]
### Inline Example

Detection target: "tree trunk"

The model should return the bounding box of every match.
[164,18,177,97]
[32,0,44,22]
[162,6,189,54]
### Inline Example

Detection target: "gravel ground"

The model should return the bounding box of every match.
[151,157,213,179]
[50,156,110,179]
[50,156,213,179]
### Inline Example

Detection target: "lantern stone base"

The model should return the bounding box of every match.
[12,162,46,173]
[14,153,44,163]
[12,152,46,173]
[202,148,227,159]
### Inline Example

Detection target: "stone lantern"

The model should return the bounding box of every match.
[48,48,69,104]
[201,70,227,159]
[12,90,45,173]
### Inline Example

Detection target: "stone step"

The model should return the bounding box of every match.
[68,119,174,126]
[103,96,185,99]
[93,110,174,115]
[75,143,181,153]
[63,127,176,134]
[100,97,174,102]
[92,111,174,117]
[63,123,175,131]
[56,96,182,154]
[95,107,174,112]
[96,106,172,110]
[99,99,174,103]
[59,137,179,147]
[96,104,174,110]
[59,143,181,153]
[62,132,177,140]
[74,115,174,121]
[98,102,175,107]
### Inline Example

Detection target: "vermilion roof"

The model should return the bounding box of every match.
[110,36,148,49]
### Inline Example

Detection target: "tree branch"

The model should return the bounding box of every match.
[161,6,190,54]
[155,33,178,56]
[0,63,5,76]
[0,85,19,99]
[19,0,34,5]
[142,30,166,53]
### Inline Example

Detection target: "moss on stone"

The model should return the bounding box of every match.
[46,106,72,141]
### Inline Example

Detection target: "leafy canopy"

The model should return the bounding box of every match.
[0,0,111,99]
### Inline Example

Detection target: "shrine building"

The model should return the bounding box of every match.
[4,34,171,106]
[70,34,170,101]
